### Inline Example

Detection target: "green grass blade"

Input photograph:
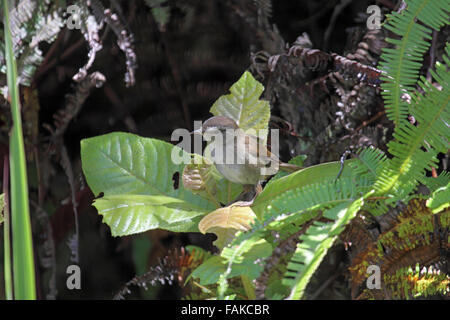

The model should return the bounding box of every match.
[3,0,36,300]
[2,159,13,300]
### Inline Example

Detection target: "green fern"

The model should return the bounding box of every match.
[375,44,450,200]
[349,147,388,182]
[379,0,449,127]
[374,0,450,201]
[0,0,66,86]
[421,171,450,192]
[265,175,371,218]
[283,198,365,299]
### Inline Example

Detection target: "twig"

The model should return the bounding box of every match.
[155,19,192,130]
[309,268,342,300]
[30,200,58,299]
[44,71,106,138]
[58,142,79,264]
[323,0,352,51]
[353,110,385,133]
[426,30,438,82]
[103,9,137,87]
[103,83,138,132]
[33,29,66,82]
[293,0,337,28]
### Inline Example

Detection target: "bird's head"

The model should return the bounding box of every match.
[192,116,239,136]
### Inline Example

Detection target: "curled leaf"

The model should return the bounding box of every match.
[199,203,256,234]
[198,202,256,248]
[182,161,243,206]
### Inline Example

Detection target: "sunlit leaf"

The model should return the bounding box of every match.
[81,132,216,235]
[198,202,256,248]
[93,194,208,236]
[210,71,270,141]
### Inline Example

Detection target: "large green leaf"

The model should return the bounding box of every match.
[81,132,216,235]
[93,194,208,235]
[210,71,270,141]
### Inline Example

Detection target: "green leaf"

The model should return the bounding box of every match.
[284,197,365,299]
[267,154,307,182]
[252,160,357,218]
[4,0,36,300]
[191,256,227,285]
[81,132,216,235]
[374,44,450,200]
[192,239,272,285]
[221,237,271,265]
[93,194,208,236]
[421,171,450,193]
[379,0,449,127]
[210,71,270,141]
[426,183,450,213]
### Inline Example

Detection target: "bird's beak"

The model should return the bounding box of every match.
[190,128,203,135]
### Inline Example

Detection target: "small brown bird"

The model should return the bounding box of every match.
[192,116,301,187]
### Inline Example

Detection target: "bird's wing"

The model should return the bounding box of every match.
[243,133,279,166]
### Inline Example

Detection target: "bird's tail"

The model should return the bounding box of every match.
[279,162,302,172]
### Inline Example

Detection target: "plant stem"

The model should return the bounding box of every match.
[3,0,36,300]
[3,155,13,300]
[240,274,256,300]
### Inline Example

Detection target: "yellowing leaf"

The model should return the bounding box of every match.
[199,203,256,234]
[198,203,257,249]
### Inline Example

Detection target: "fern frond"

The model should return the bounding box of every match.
[9,0,37,51]
[29,10,64,48]
[384,264,450,299]
[2,1,65,86]
[379,0,449,127]
[421,170,450,192]
[266,176,370,217]
[349,198,449,299]
[255,0,272,20]
[349,147,388,182]
[426,182,450,213]
[283,198,365,299]
[374,43,450,200]
[16,46,43,86]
